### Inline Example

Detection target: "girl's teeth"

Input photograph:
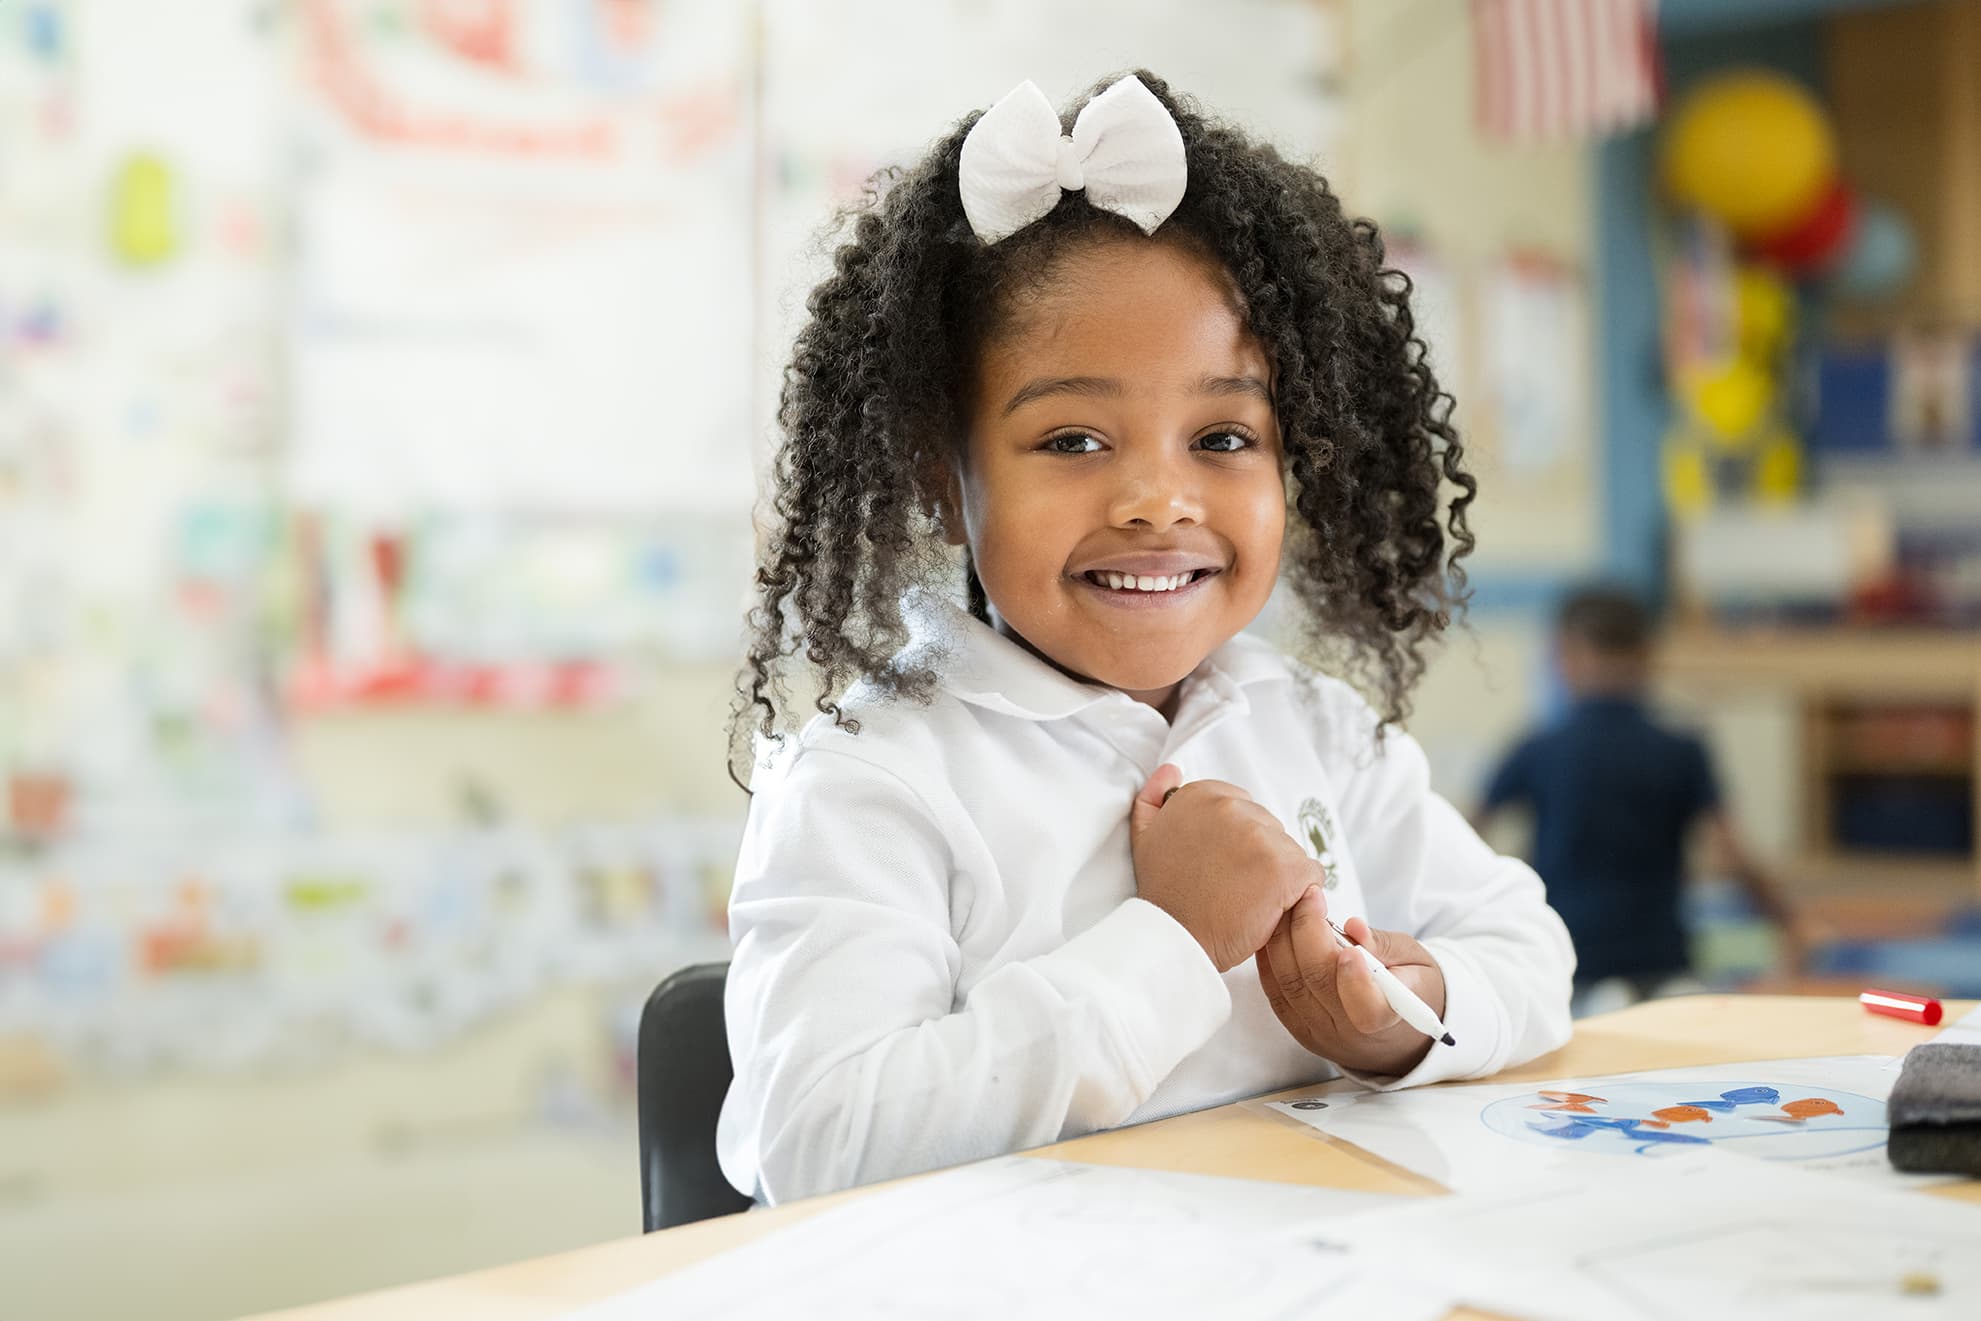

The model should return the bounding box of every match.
[1098,572,1193,592]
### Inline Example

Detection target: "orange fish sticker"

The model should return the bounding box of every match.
[1752,1097,1844,1125]
[1528,1090,1605,1113]
[1782,1097,1843,1119]
[1652,1105,1714,1124]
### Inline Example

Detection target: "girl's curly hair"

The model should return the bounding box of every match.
[729,71,1474,790]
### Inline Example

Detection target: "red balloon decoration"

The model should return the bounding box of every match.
[1748,179,1857,274]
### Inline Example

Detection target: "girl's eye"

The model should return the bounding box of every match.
[1043,433,1103,454]
[1197,431,1255,454]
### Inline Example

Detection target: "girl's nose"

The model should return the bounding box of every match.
[1107,446,1206,530]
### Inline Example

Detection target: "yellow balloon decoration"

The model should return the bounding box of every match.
[1663,438,1712,519]
[1660,72,1836,239]
[1754,431,1803,502]
[110,152,179,267]
[1682,359,1775,447]
[1733,266,1793,362]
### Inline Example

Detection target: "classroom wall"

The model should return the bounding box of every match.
[1332,0,1592,803]
[293,664,745,827]
[1340,0,1589,288]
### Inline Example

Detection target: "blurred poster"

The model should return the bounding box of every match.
[1485,253,1581,474]
[1388,237,1467,406]
[1889,332,1973,454]
[1476,250,1596,565]
[289,0,755,516]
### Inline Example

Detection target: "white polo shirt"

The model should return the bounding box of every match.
[717,588,1574,1205]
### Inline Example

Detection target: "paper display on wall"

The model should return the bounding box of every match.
[1469,251,1597,568]
[1388,240,1466,403]
[288,0,755,515]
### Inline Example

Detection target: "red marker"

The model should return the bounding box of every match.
[1859,988,1943,1026]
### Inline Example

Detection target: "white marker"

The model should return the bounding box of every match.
[1327,917,1455,1047]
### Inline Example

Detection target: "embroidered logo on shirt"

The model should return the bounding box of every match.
[1297,797,1341,889]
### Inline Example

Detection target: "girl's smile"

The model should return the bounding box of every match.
[1072,563,1222,609]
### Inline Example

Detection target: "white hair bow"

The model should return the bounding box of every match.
[958,75,1187,245]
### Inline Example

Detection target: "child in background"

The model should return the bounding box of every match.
[719,72,1574,1206]
[1474,585,1811,1017]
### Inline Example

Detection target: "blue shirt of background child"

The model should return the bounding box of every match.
[1483,695,1721,984]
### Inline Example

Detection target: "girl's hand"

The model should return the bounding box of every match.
[1257,889,1448,1077]
[1129,763,1322,973]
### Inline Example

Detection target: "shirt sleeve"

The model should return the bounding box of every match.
[1480,736,1536,812]
[715,745,1232,1206]
[1683,734,1724,822]
[1322,687,1576,1091]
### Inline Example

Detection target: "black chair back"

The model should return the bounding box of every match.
[638,962,753,1231]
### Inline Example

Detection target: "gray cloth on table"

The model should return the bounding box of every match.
[1887,1042,1981,1177]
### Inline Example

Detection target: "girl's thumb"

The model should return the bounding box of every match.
[1130,763,1184,836]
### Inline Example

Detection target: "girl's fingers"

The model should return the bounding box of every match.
[1262,911,1306,1013]
[1285,885,1331,963]
[1255,933,1282,1009]
[1265,898,1412,1044]
[1336,946,1400,1035]
[1273,889,1337,1011]
[1139,762,1183,808]
[1345,915,1427,970]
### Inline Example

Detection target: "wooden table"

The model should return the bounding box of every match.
[255,995,1979,1321]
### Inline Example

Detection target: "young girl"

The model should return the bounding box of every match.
[718,72,1574,1206]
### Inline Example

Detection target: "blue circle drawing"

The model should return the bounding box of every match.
[1479,1081,1888,1160]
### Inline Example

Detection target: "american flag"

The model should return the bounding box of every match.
[1473,0,1662,144]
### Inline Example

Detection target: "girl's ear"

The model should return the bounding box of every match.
[922,461,968,548]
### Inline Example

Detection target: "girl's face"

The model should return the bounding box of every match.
[949,236,1286,717]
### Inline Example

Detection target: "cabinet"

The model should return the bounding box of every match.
[1661,629,1981,893]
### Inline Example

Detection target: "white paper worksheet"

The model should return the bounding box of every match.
[1269,1055,1950,1194]
[1930,1004,1981,1049]
[558,1157,1452,1321]
[1298,1154,1981,1321]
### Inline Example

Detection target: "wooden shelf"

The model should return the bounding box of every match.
[1790,851,1981,893]
[1823,754,1974,777]
[1660,627,1981,896]
[1660,627,1981,699]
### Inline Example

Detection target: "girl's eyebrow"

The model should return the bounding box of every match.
[1002,375,1120,417]
[1199,373,1272,403]
[1001,372,1270,417]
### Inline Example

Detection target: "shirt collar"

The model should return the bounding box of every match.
[1573,693,1646,716]
[899,585,1292,723]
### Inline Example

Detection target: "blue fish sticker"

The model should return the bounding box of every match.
[1633,1128,1712,1151]
[1719,1086,1781,1106]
